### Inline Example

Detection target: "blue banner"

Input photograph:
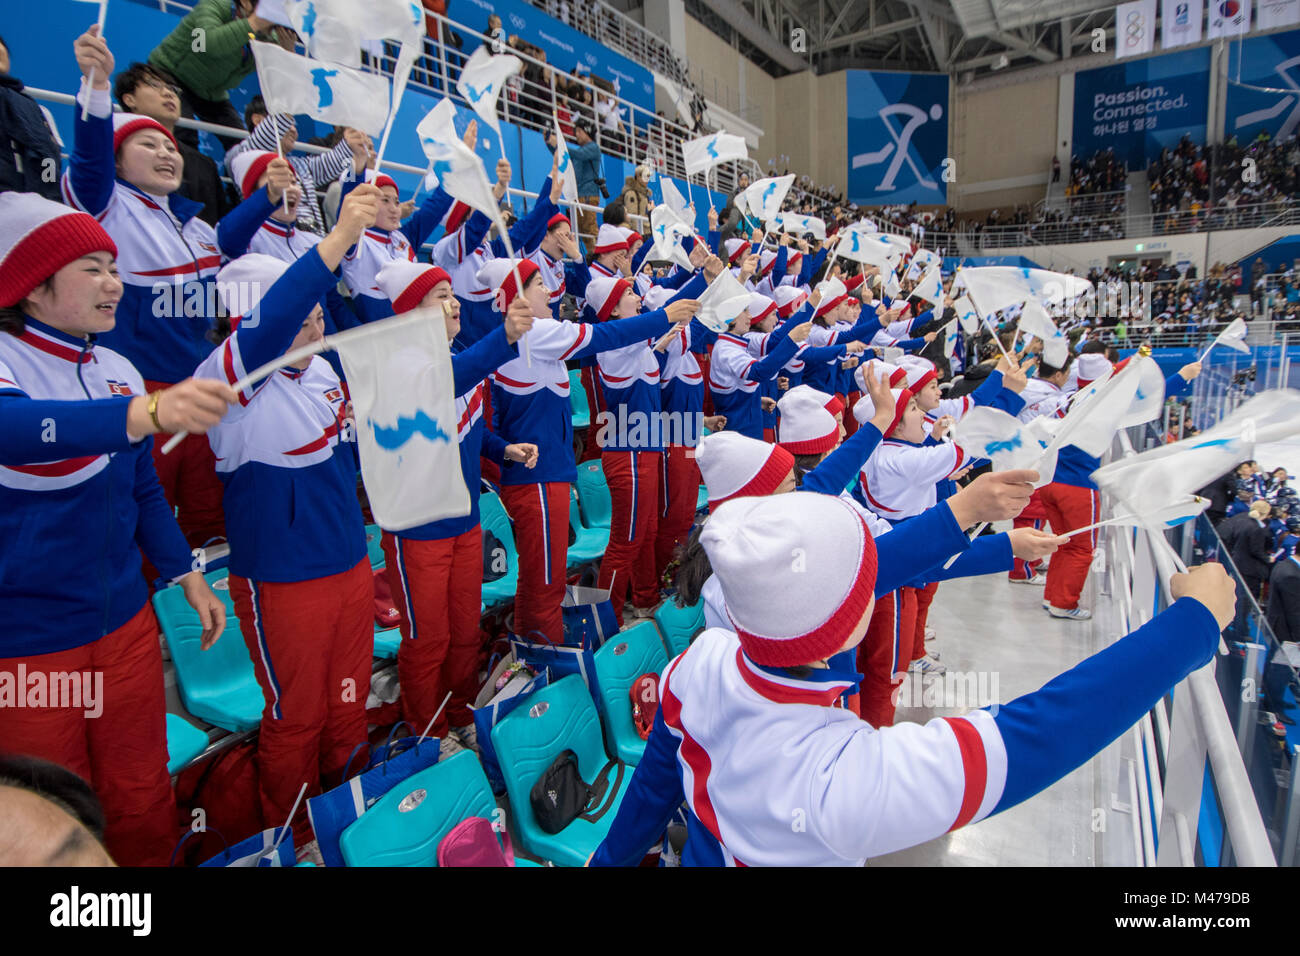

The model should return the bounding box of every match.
[846,71,949,205]
[1225,27,1300,143]
[1072,48,1210,167]
[453,0,656,122]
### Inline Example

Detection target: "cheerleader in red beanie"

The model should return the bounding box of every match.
[0,191,235,865]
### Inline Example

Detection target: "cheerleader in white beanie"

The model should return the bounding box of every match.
[590,494,1233,866]
[0,192,236,865]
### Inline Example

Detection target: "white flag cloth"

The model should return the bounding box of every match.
[1043,357,1159,461]
[255,0,293,27]
[954,407,1053,474]
[286,0,423,68]
[648,204,694,271]
[959,267,1091,320]
[1206,316,1250,356]
[1120,354,1168,428]
[773,212,826,241]
[456,47,524,136]
[954,295,980,335]
[910,265,943,307]
[1161,0,1203,47]
[681,131,748,176]
[252,40,390,136]
[905,248,940,280]
[551,114,578,203]
[416,100,500,220]
[836,230,904,271]
[1207,0,1251,38]
[697,269,754,332]
[883,272,902,299]
[1116,0,1157,58]
[1092,390,1300,515]
[333,309,471,531]
[1258,0,1300,29]
[1016,299,1069,367]
[660,178,691,223]
[744,175,795,226]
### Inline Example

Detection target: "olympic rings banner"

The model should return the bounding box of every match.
[845,70,950,206]
[1071,47,1210,167]
[1225,27,1300,143]
[1116,0,1157,59]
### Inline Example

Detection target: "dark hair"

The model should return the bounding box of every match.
[0,754,106,840]
[791,452,824,487]
[672,524,712,609]
[1078,338,1108,355]
[0,277,53,335]
[113,61,176,109]
[602,201,626,226]
[1036,353,1075,379]
[244,95,268,132]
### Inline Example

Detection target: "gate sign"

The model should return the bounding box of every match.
[1071,47,1210,168]
[846,70,949,206]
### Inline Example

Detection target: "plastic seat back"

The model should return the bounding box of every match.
[339,751,497,867]
[569,368,590,429]
[153,571,264,732]
[654,598,706,658]
[365,524,386,570]
[490,676,615,864]
[165,714,209,775]
[479,492,519,605]
[567,486,609,567]
[592,623,668,764]
[574,460,612,530]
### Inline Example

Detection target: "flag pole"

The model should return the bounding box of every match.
[274,116,291,215]
[1197,339,1217,364]
[497,223,533,368]
[373,39,414,174]
[82,0,109,122]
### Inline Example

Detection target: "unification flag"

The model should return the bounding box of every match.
[252,40,390,137]
[456,47,524,136]
[681,130,748,177]
[743,174,795,225]
[416,99,500,220]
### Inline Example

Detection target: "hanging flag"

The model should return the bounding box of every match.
[333,308,471,531]
[1258,0,1300,29]
[1016,299,1069,367]
[1115,0,1157,59]
[696,269,752,332]
[1198,316,1250,361]
[286,0,423,68]
[648,204,694,271]
[1207,0,1251,37]
[743,175,795,225]
[551,113,578,203]
[416,99,500,220]
[1161,0,1203,47]
[252,40,390,137]
[456,47,524,136]
[681,130,748,176]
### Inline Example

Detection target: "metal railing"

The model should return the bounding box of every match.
[925,199,1300,253]
[1098,426,1276,866]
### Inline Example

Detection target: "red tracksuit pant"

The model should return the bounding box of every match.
[655,443,700,581]
[382,528,482,736]
[910,580,939,662]
[1037,482,1100,611]
[580,366,604,463]
[857,590,913,728]
[144,379,226,548]
[501,481,571,644]
[844,390,861,437]
[0,602,176,866]
[229,557,372,834]
[1009,489,1048,580]
[599,450,662,620]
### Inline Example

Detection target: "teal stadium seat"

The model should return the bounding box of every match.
[479,492,520,608]
[696,484,709,512]
[569,368,590,430]
[152,570,263,733]
[592,622,668,765]
[358,523,403,659]
[490,675,633,866]
[165,713,209,775]
[574,460,612,530]
[365,523,385,570]
[568,486,609,567]
[339,751,494,866]
[654,598,706,658]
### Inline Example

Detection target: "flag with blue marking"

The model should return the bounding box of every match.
[456,47,523,136]
[743,174,794,226]
[681,131,748,176]
[252,40,390,136]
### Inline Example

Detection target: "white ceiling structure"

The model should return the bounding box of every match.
[662,0,1123,78]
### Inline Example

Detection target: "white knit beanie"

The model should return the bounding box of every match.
[696,431,795,509]
[702,492,878,667]
[228,149,280,199]
[776,391,838,455]
[376,261,452,313]
[215,254,292,321]
[784,384,843,417]
[586,275,636,321]
[594,223,629,255]
[746,292,776,325]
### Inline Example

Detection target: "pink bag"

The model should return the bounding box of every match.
[437,817,516,867]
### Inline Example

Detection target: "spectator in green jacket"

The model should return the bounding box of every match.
[147,0,293,151]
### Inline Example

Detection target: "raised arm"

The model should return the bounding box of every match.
[63,31,118,217]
